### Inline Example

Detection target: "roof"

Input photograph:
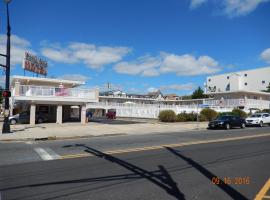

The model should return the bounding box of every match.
[147,90,162,96]
[11,75,85,87]
[206,90,270,96]
[207,66,270,78]
[164,93,178,97]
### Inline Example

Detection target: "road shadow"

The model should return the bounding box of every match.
[78,144,185,200]
[166,147,248,200]
[1,145,185,200]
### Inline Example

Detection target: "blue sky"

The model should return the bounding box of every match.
[0,0,270,95]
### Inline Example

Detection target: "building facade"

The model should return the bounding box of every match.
[205,67,270,112]
[205,66,270,93]
[11,75,99,125]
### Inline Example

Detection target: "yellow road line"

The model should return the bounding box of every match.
[61,132,270,159]
[255,179,270,200]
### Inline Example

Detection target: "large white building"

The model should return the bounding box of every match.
[204,67,270,112]
[206,66,270,93]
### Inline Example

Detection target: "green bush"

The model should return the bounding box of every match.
[232,108,247,118]
[176,112,198,122]
[218,112,233,117]
[262,109,270,113]
[176,113,187,122]
[158,110,176,122]
[200,108,218,121]
[185,113,198,121]
[199,114,208,122]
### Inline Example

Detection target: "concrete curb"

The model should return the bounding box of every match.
[0,128,207,142]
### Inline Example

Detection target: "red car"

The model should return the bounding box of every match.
[106,110,116,119]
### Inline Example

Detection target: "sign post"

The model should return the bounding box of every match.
[22,52,48,76]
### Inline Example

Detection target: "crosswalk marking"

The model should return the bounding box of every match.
[34,147,60,160]
[25,141,34,145]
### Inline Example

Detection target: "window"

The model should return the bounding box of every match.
[244,74,247,77]
[225,83,230,91]
[227,76,229,79]
[262,80,265,84]
[208,78,211,82]
[244,82,248,86]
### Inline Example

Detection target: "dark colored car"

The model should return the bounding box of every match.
[9,111,48,124]
[208,115,246,130]
[106,110,116,120]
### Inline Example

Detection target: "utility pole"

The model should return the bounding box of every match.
[1,0,12,133]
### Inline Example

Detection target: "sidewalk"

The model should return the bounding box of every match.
[0,121,208,141]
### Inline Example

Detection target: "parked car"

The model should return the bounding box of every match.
[245,113,270,127]
[208,115,246,130]
[9,111,48,124]
[106,109,116,120]
[8,113,19,125]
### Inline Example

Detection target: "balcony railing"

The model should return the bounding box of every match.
[204,98,270,109]
[15,85,97,100]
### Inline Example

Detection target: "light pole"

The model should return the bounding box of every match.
[1,0,12,133]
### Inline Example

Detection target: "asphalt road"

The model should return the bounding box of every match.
[0,127,270,199]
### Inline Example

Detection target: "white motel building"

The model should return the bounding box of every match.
[8,66,270,124]
[205,66,270,111]
[10,75,99,125]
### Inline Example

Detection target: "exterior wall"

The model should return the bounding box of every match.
[206,67,270,93]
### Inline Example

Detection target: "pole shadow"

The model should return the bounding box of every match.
[77,144,186,200]
[166,147,248,200]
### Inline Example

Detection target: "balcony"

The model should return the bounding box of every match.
[204,98,270,110]
[12,85,99,103]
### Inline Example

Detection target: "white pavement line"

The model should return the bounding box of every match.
[25,141,34,145]
[34,147,60,160]
[44,148,61,159]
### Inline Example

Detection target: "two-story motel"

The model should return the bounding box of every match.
[8,66,270,123]
[10,75,99,125]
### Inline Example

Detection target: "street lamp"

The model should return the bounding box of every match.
[1,0,12,133]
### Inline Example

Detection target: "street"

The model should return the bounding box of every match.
[0,127,270,200]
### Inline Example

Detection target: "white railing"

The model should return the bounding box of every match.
[88,102,200,109]
[204,99,245,107]
[17,85,97,99]
[245,99,270,109]
[204,98,270,109]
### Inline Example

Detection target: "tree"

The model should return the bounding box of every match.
[191,86,208,99]
[263,83,270,92]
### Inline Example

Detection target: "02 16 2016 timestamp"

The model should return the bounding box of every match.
[211,176,250,185]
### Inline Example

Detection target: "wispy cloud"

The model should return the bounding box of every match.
[223,0,270,17]
[58,74,91,82]
[0,34,35,66]
[114,52,221,77]
[189,0,270,17]
[260,48,270,64]
[114,55,161,77]
[190,0,208,9]
[41,42,131,70]
[160,53,220,76]
[160,83,196,91]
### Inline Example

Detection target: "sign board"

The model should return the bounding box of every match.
[23,52,48,75]
[200,104,210,108]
